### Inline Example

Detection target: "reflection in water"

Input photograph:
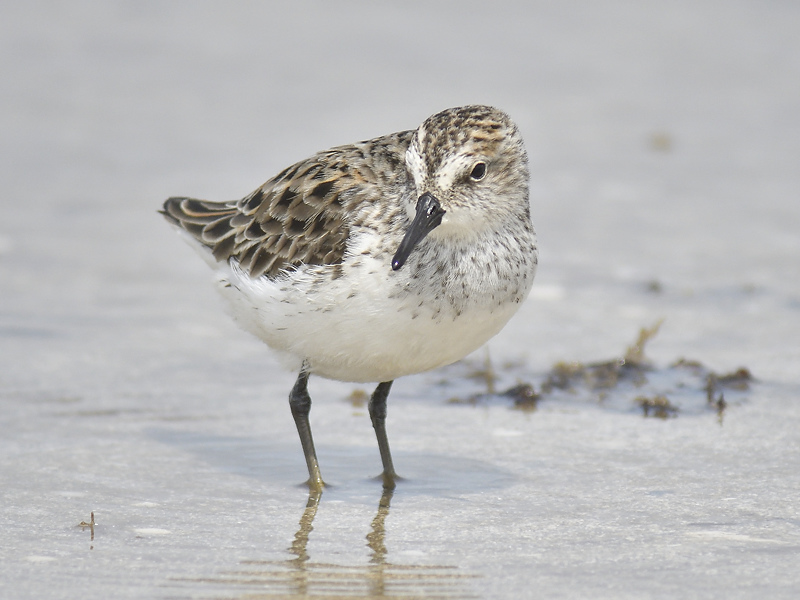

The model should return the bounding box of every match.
[284,490,321,596]
[181,488,477,599]
[366,489,390,565]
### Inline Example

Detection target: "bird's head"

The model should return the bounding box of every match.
[392,105,529,271]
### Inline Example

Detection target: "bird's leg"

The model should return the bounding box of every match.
[289,369,325,491]
[369,381,398,489]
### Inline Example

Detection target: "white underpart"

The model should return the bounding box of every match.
[209,232,528,384]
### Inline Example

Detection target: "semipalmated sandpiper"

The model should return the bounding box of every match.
[162,105,538,490]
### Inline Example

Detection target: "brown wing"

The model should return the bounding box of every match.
[162,133,412,279]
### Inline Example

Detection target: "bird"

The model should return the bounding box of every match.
[161,105,538,491]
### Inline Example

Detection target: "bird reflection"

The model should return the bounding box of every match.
[366,487,392,564]
[181,487,476,598]
[288,490,321,565]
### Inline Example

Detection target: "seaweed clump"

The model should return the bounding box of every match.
[635,395,678,419]
[540,321,662,396]
[445,321,753,422]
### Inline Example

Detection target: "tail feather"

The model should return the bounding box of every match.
[161,197,238,252]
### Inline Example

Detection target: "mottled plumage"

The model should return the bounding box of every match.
[163,130,415,279]
[162,105,538,490]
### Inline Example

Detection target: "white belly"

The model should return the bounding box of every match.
[216,251,530,383]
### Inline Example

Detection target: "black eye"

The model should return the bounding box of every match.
[469,162,487,181]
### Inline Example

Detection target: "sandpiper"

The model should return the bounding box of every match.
[162,105,538,490]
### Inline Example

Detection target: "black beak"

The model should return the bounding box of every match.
[391,193,446,271]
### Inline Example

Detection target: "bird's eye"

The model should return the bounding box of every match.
[469,162,487,181]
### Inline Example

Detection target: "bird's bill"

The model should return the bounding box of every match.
[391,193,446,271]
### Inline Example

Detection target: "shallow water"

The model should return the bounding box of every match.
[2,2,799,599]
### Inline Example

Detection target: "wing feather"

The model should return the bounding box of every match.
[161,130,413,279]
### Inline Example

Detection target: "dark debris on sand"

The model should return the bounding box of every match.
[446,321,752,423]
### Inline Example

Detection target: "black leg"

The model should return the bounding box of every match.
[369,381,398,489]
[289,369,325,491]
